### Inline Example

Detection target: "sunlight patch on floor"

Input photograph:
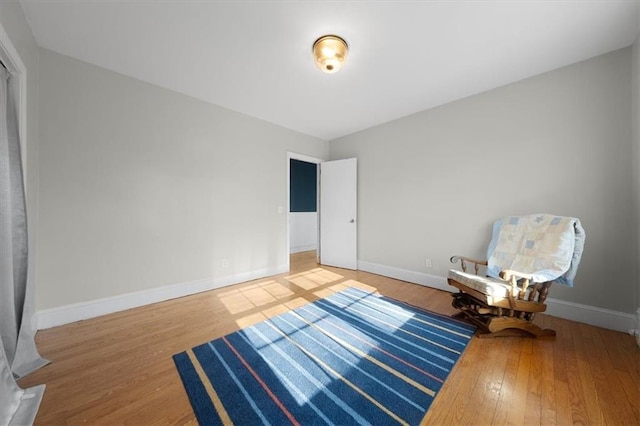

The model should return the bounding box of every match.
[217,280,298,316]
[233,296,315,340]
[285,268,344,290]
[283,297,313,310]
[215,266,371,335]
[260,280,295,299]
[233,297,314,330]
[260,304,291,318]
[316,279,379,298]
[235,312,268,329]
[217,291,254,314]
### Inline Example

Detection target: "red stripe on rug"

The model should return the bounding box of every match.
[222,336,300,426]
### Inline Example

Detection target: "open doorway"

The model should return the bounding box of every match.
[286,153,322,270]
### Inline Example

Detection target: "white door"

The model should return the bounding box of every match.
[320,158,357,270]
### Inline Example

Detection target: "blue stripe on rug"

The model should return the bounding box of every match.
[173,287,476,425]
[173,351,224,424]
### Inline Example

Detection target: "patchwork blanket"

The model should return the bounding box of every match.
[486,214,585,287]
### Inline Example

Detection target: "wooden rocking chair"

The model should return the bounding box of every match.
[448,214,585,338]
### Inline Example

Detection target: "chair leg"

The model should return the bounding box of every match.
[483,317,556,338]
[451,292,556,338]
[451,293,492,333]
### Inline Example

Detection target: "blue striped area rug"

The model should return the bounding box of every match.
[173,287,476,425]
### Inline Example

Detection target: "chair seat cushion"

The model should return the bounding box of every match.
[448,269,514,298]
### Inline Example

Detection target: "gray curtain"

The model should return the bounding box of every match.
[0,66,46,424]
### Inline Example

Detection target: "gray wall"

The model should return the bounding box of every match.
[0,1,40,307]
[633,35,640,312]
[330,47,635,314]
[37,49,329,310]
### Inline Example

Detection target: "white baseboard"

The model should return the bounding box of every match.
[36,265,288,330]
[36,258,637,335]
[544,298,636,333]
[629,308,640,348]
[358,260,449,292]
[357,260,635,333]
[290,244,317,254]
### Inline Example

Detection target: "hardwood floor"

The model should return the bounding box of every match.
[19,251,639,425]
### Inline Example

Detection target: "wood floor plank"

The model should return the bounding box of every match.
[491,339,522,425]
[539,337,559,425]
[456,338,509,425]
[524,340,543,426]
[17,251,640,425]
[574,324,606,424]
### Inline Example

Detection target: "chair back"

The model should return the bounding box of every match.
[486,214,585,287]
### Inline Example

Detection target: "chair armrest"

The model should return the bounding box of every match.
[499,269,534,300]
[450,256,487,274]
[499,269,533,281]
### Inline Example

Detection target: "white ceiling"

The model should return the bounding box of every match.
[20,1,639,141]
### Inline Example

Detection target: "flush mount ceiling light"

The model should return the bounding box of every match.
[313,35,348,74]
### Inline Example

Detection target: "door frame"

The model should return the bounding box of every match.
[0,22,27,181]
[286,152,323,271]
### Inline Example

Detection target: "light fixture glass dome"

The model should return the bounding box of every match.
[313,35,348,74]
